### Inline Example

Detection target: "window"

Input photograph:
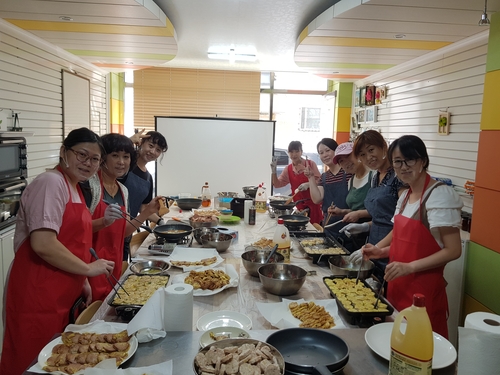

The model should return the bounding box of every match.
[300,107,321,131]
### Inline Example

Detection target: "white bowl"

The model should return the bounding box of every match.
[196,310,252,331]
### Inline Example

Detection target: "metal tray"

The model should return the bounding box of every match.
[323,276,394,327]
[108,273,170,308]
[291,232,348,265]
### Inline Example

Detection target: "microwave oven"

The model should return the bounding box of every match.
[0,137,28,181]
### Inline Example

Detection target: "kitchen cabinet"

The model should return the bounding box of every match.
[0,225,15,355]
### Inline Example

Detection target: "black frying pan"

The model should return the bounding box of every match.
[278,214,311,227]
[269,198,308,210]
[266,328,349,375]
[141,223,192,242]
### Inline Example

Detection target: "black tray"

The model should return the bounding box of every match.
[291,232,348,266]
[108,273,170,308]
[323,276,394,327]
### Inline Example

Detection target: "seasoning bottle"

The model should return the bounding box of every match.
[389,293,433,375]
[249,204,256,225]
[244,199,252,225]
[255,183,267,213]
[273,218,291,263]
[201,182,211,207]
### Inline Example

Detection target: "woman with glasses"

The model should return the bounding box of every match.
[360,135,462,338]
[1,128,116,375]
[342,130,406,281]
[87,133,162,302]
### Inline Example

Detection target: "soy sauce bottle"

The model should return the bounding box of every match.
[201,182,211,207]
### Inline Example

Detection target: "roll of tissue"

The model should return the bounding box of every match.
[163,283,193,331]
[457,312,500,375]
[464,311,500,333]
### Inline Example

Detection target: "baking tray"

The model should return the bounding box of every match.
[323,276,394,327]
[108,273,170,308]
[291,232,348,266]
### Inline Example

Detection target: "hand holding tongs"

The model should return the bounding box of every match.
[89,248,129,297]
[103,200,141,230]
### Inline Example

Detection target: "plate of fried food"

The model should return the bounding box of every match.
[168,247,224,271]
[37,321,137,374]
[171,264,239,296]
[250,237,274,249]
[256,298,346,330]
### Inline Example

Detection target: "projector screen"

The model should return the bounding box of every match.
[155,117,275,198]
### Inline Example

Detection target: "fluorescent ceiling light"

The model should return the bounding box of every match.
[207,48,257,62]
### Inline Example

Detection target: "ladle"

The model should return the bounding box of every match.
[265,244,279,263]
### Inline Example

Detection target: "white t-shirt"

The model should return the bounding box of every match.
[392,184,463,248]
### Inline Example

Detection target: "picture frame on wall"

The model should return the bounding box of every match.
[375,86,386,105]
[358,109,366,123]
[360,87,366,107]
[355,88,360,108]
[365,85,375,106]
[365,106,378,123]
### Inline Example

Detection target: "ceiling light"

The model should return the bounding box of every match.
[207,49,257,62]
[59,16,73,21]
[478,0,490,25]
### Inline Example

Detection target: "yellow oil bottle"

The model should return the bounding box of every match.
[389,293,433,375]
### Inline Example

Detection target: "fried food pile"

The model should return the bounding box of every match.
[252,238,274,248]
[194,342,281,375]
[324,278,389,312]
[185,269,230,290]
[171,256,217,268]
[300,238,345,255]
[289,301,335,329]
[112,275,169,306]
[42,330,131,374]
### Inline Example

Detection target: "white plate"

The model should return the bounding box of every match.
[168,247,224,271]
[199,327,251,347]
[171,264,239,296]
[38,332,138,374]
[197,310,253,331]
[364,322,457,369]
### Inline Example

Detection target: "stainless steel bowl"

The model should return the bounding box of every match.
[129,260,170,275]
[192,227,219,245]
[193,338,285,375]
[176,198,202,210]
[242,186,258,198]
[200,232,233,253]
[241,247,284,277]
[258,263,307,296]
[328,255,374,279]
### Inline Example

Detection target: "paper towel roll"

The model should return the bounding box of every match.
[464,312,500,334]
[163,284,193,331]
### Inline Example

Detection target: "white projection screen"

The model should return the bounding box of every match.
[156,117,275,197]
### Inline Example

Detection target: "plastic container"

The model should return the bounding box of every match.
[273,218,291,263]
[255,183,267,213]
[244,200,252,225]
[389,293,433,375]
[201,182,211,207]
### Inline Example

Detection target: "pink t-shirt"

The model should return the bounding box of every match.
[14,169,83,252]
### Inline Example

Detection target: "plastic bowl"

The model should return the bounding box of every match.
[241,248,284,277]
[258,263,307,296]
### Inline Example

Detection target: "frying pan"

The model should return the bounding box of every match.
[140,223,192,242]
[266,328,349,375]
[278,214,311,227]
[269,198,308,210]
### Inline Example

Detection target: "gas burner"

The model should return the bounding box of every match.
[148,235,191,254]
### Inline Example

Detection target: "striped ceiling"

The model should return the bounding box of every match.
[0,0,498,80]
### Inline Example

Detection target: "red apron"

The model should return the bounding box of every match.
[287,163,323,225]
[88,174,126,302]
[0,167,92,375]
[387,175,449,338]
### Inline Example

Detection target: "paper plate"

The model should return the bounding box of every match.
[197,310,252,331]
[364,322,457,369]
[199,326,250,348]
[217,215,240,224]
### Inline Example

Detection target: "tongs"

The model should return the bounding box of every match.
[103,200,141,230]
[89,248,129,297]
[323,219,343,229]
[374,279,386,309]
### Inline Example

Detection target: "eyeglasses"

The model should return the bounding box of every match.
[392,159,418,168]
[68,148,101,166]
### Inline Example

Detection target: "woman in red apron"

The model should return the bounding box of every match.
[361,135,462,339]
[271,141,323,224]
[0,128,115,375]
[89,134,162,302]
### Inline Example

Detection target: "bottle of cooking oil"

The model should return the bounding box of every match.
[201,182,211,207]
[273,218,291,263]
[389,293,433,375]
[255,183,267,213]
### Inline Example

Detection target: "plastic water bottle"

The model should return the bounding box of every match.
[389,293,433,375]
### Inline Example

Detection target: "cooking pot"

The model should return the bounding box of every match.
[141,223,193,242]
[278,214,310,227]
[266,328,349,375]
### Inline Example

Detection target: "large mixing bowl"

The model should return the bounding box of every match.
[242,186,258,198]
[200,232,233,253]
[176,198,202,210]
[192,227,219,245]
[328,255,374,279]
[258,263,307,296]
[241,247,284,277]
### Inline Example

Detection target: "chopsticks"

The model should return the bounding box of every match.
[374,279,386,309]
[89,248,130,297]
[103,200,141,230]
[323,202,335,229]
[355,237,369,285]
[323,219,343,229]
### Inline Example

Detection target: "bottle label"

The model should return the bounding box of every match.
[255,201,266,213]
[389,349,432,375]
[276,247,291,263]
[249,208,256,225]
